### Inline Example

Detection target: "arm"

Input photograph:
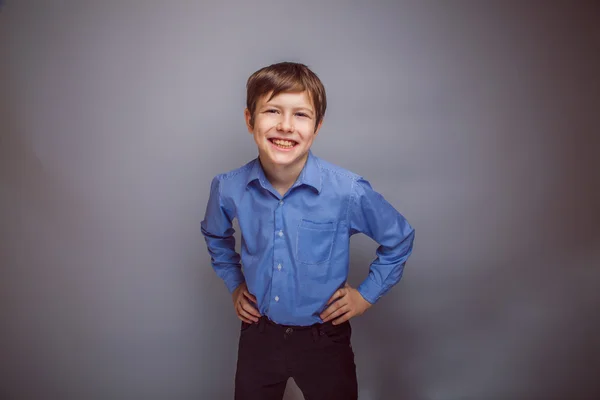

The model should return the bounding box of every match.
[351,177,415,304]
[320,177,415,324]
[200,176,245,294]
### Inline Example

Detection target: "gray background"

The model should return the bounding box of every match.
[1,1,599,399]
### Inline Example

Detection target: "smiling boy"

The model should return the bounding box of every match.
[201,62,415,400]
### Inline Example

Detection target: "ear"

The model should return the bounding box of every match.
[313,119,324,136]
[244,108,254,133]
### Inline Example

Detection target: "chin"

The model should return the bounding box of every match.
[265,151,304,167]
[271,155,297,166]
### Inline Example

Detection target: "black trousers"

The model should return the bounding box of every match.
[234,316,358,400]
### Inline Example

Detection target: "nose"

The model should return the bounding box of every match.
[277,113,294,133]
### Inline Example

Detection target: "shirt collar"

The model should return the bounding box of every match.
[246,157,268,189]
[246,151,322,194]
[297,151,322,193]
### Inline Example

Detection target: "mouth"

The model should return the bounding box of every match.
[268,138,298,150]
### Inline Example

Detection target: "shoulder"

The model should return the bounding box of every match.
[216,158,256,180]
[312,156,380,202]
[210,159,256,188]
[313,155,363,184]
[313,155,374,198]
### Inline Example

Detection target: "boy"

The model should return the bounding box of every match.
[201,62,415,400]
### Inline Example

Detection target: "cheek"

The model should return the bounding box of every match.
[297,134,313,146]
[298,119,316,132]
[253,131,265,144]
[299,126,317,141]
[254,119,275,134]
[253,127,270,144]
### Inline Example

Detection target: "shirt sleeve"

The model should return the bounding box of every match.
[200,175,245,294]
[349,177,415,304]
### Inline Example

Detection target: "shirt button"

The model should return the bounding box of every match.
[275,296,280,302]
[277,264,282,271]
[279,200,284,206]
[278,230,283,237]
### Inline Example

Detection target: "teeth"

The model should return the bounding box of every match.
[272,139,295,147]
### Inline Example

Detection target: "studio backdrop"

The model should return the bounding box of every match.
[1,1,598,399]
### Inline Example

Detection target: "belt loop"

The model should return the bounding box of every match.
[311,325,319,342]
[258,316,266,333]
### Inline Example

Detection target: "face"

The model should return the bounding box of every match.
[245,90,322,171]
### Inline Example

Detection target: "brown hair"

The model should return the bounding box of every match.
[246,62,327,130]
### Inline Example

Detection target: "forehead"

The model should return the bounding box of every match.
[261,90,314,109]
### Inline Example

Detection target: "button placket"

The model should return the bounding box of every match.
[271,196,287,316]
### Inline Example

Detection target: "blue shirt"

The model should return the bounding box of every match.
[201,151,415,326]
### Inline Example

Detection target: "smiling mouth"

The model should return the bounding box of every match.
[269,138,297,149]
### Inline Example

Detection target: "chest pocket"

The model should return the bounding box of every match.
[295,219,336,264]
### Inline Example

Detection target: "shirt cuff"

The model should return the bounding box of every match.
[224,271,246,294]
[357,277,384,305]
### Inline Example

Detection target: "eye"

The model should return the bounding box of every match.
[265,109,279,114]
[295,112,309,118]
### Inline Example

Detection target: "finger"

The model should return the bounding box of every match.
[238,314,254,324]
[235,302,255,324]
[320,303,336,320]
[240,294,260,311]
[323,304,351,323]
[320,299,347,321]
[332,310,353,325]
[241,300,262,318]
[243,290,258,304]
[326,288,346,306]
[238,302,260,320]
[238,306,260,323]
[327,289,344,305]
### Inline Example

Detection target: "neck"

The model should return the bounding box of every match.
[259,154,308,196]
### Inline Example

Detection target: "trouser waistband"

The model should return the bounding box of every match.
[254,315,346,342]
[258,316,324,330]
